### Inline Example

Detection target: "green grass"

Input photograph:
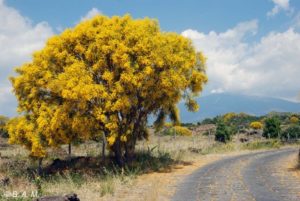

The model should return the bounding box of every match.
[200,142,236,154]
[100,177,115,196]
[241,139,282,150]
[193,139,287,155]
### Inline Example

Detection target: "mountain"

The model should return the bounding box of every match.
[178,93,300,123]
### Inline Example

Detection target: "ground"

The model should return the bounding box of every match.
[173,148,300,201]
[0,131,299,201]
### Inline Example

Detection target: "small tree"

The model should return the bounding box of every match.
[263,117,281,139]
[215,121,231,143]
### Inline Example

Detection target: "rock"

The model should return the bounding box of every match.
[188,147,202,153]
[34,193,79,201]
[0,177,10,186]
[239,138,249,143]
[65,194,80,201]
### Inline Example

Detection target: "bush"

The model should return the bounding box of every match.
[0,115,9,138]
[242,139,281,150]
[215,121,231,143]
[162,126,192,137]
[250,121,263,130]
[290,116,299,124]
[263,117,281,138]
[227,125,238,135]
[281,125,300,141]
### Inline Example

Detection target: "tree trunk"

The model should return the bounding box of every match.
[125,138,136,163]
[102,132,107,162]
[112,139,124,167]
[68,143,72,160]
[173,127,177,139]
[38,158,43,176]
[298,148,300,165]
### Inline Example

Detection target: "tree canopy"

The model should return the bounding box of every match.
[8,15,207,165]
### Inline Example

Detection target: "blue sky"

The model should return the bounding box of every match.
[5,0,300,35]
[1,0,300,117]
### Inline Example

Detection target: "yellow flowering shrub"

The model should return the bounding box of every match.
[250,121,263,130]
[223,112,236,123]
[173,126,192,136]
[290,116,299,124]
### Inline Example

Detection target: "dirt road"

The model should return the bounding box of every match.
[172,148,300,201]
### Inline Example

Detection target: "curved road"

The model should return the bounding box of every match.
[172,148,300,201]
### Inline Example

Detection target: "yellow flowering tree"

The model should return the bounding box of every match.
[9,15,207,166]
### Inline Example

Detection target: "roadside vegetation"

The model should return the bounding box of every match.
[1,111,300,200]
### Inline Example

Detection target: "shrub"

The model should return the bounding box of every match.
[250,121,263,130]
[281,125,300,141]
[215,121,231,143]
[162,126,192,137]
[263,117,281,138]
[173,126,192,136]
[290,116,299,124]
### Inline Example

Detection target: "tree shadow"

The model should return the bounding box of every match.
[40,150,189,177]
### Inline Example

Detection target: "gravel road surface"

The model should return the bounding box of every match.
[172,148,300,201]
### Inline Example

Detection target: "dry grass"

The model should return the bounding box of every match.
[0,133,299,201]
[287,148,300,180]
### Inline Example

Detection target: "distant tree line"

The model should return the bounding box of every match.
[196,112,300,143]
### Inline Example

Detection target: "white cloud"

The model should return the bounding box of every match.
[80,8,101,22]
[182,21,300,101]
[211,88,225,94]
[0,0,53,116]
[292,12,300,30]
[267,0,292,17]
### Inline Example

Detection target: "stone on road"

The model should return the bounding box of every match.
[172,148,300,201]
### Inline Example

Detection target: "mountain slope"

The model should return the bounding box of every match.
[178,93,300,123]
